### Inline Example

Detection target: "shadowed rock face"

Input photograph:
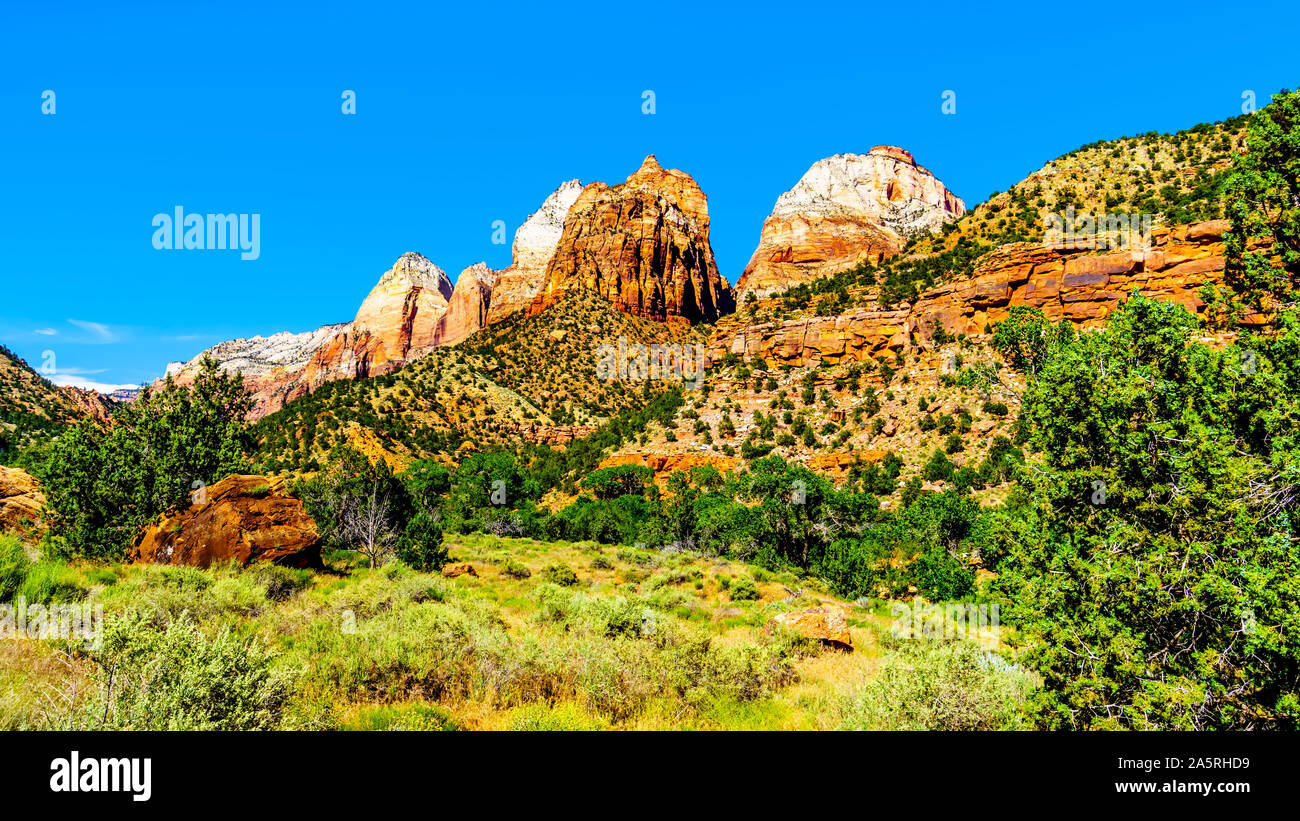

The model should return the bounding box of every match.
[736,146,965,302]
[434,262,498,346]
[131,474,321,568]
[530,155,735,324]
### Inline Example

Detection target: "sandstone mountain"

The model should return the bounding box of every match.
[710,218,1237,368]
[251,288,708,473]
[157,177,586,420]
[434,262,498,346]
[295,252,454,398]
[163,322,349,419]
[530,156,735,324]
[487,179,585,324]
[735,146,965,303]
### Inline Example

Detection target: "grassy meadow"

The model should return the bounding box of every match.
[0,533,1035,731]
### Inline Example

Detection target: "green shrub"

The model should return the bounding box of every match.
[396,511,447,572]
[19,561,87,604]
[590,554,613,570]
[502,559,532,579]
[86,612,291,730]
[729,576,759,601]
[543,564,579,587]
[251,564,313,601]
[0,536,30,602]
[209,575,269,615]
[982,400,1009,417]
[506,702,607,730]
[351,703,459,731]
[837,638,1034,730]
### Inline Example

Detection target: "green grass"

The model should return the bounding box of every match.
[0,534,1036,730]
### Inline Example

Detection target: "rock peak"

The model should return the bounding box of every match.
[735,148,965,301]
[534,155,733,323]
[868,145,917,165]
[631,154,664,178]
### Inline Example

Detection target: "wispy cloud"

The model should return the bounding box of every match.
[67,318,117,343]
[34,328,57,336]
[49,366,109,376]
[48,373,139,393]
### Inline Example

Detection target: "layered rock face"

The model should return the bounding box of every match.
[0,466,45,538]
[711,219,1236,367]
[487,180,584,324]
[162,323,349,418]
[434,262,498,346]
[735,146,965,302]
[296,252,453,396]
[530,156,735,324]
[131,474,321,568]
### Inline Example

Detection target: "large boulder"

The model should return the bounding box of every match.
[0,466,45,538]
[764,605,854,651]
[132,475,321,568]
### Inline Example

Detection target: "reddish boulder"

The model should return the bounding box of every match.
[442,562,477,578]
[132,475,321,568]
[0,467,45,539]
[764,605,854,650]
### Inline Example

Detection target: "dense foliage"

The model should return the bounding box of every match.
[990,295,1300,728]
[33,358,251,559]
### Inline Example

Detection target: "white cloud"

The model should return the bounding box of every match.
[67,318,117,343]
[34,328,57,336]
[47,373,139,393]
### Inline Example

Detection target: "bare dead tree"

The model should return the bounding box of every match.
[337,480,401,569]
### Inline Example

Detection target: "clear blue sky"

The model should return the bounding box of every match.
[1,0,1296,390]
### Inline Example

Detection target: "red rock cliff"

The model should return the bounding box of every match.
[530,155,734,324]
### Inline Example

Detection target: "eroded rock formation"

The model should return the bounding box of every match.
[487,180,584,324]
[162,323,350,419]
[736,146,965,302]
[530,155,734,324]
[711,219,1238,367]
[435,262,498,346]
[295,252,452,397]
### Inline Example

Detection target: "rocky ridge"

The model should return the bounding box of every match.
[711,219,1237,367]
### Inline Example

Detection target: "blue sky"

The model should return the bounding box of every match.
[1,0,1296,390]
